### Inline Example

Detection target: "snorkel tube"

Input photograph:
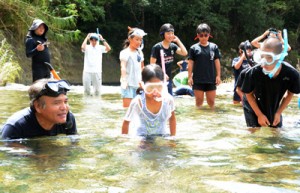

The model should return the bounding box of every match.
[45,62,61,80]
[153,49,168,102]
[268,29,288,78]
[160,49,167,83]
[96,28,100,44]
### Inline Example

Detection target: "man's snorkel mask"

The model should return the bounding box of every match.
[31,80,71,101]
[253,29,289,78]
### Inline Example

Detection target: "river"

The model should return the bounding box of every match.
[0,83,300,193]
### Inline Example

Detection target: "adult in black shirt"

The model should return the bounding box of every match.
[25,19,51,82]
[1,79,77,139]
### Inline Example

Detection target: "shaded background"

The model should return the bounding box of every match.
[0,0,299,85]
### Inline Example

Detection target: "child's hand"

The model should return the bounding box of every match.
[173,35,180,43]
[120,78,128,89]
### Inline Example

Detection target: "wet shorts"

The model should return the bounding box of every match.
[243,107,260,127]
[193,83,216,92]
[121,86,138,98]
[243,106,283,128]
[233,90,241,101]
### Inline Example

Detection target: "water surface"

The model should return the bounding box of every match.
[0,85,299,193]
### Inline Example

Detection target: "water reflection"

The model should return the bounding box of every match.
[0,85,300,192]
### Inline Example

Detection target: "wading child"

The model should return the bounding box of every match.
[120,27,147,108]
[188,23,221,109]
[121,64,176,137]
[242,37,300,127]
[150,23,187,95]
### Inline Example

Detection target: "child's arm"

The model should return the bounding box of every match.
[177,61,183,70]
[81,33,90,52]
[122,120,130,134]
[233,52,246,70]
[273,91,294,126]
[214,58,221,86]
[173,36,188,56]
[188,59,194,87]
[169,111,176,136]
[150,57,157,64]
[251,30,269,48]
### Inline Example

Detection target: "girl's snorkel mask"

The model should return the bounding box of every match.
[253,29,289,78]
[143,82,168,102]
[142,49,169,102]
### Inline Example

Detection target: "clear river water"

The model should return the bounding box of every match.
[0,84,300,193]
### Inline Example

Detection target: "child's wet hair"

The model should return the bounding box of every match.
[142,64,164,83]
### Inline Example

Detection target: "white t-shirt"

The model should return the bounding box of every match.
[119,48,144,88]
[124,93,175,136]
[83,44,107,73]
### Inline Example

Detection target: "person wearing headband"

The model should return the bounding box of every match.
[122,64,176,137]
[1,79,77,139]
[150,23,188,95]
[188,23,221,109]
[120,27,147,108]
[81,32,111,96]
[241,37,300,128]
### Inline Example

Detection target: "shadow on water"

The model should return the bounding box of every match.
[0,86,300,192]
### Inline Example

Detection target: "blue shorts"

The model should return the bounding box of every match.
[193,83,216,92]
[121,86,138,98]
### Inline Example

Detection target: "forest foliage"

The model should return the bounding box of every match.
[0,0,299,84]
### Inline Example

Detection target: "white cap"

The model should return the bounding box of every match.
[129,29,147,37]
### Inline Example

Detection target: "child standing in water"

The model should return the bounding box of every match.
[120,27,147,108]
[150,23,188,95]
[188,23,221,109]
[121,64,176,137]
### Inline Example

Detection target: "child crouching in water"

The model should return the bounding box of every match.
[121,64,176,137]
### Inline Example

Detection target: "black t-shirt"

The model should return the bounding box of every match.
[241,62,300,123]
[232,56,251,87]
[150,42,178,78]
[1,107,77,139]
[188,42,221,84]
[25,33,51,81]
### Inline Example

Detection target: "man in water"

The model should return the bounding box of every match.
[1,79,77,139]
[241,37,300,127]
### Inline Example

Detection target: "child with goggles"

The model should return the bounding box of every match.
[241,37,300,128]
[122,64,176,137]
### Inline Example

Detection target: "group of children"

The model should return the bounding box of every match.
[3,19,299,141]
[120,23,224,138]
[121,25,300,138]
[232,28,300,128]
